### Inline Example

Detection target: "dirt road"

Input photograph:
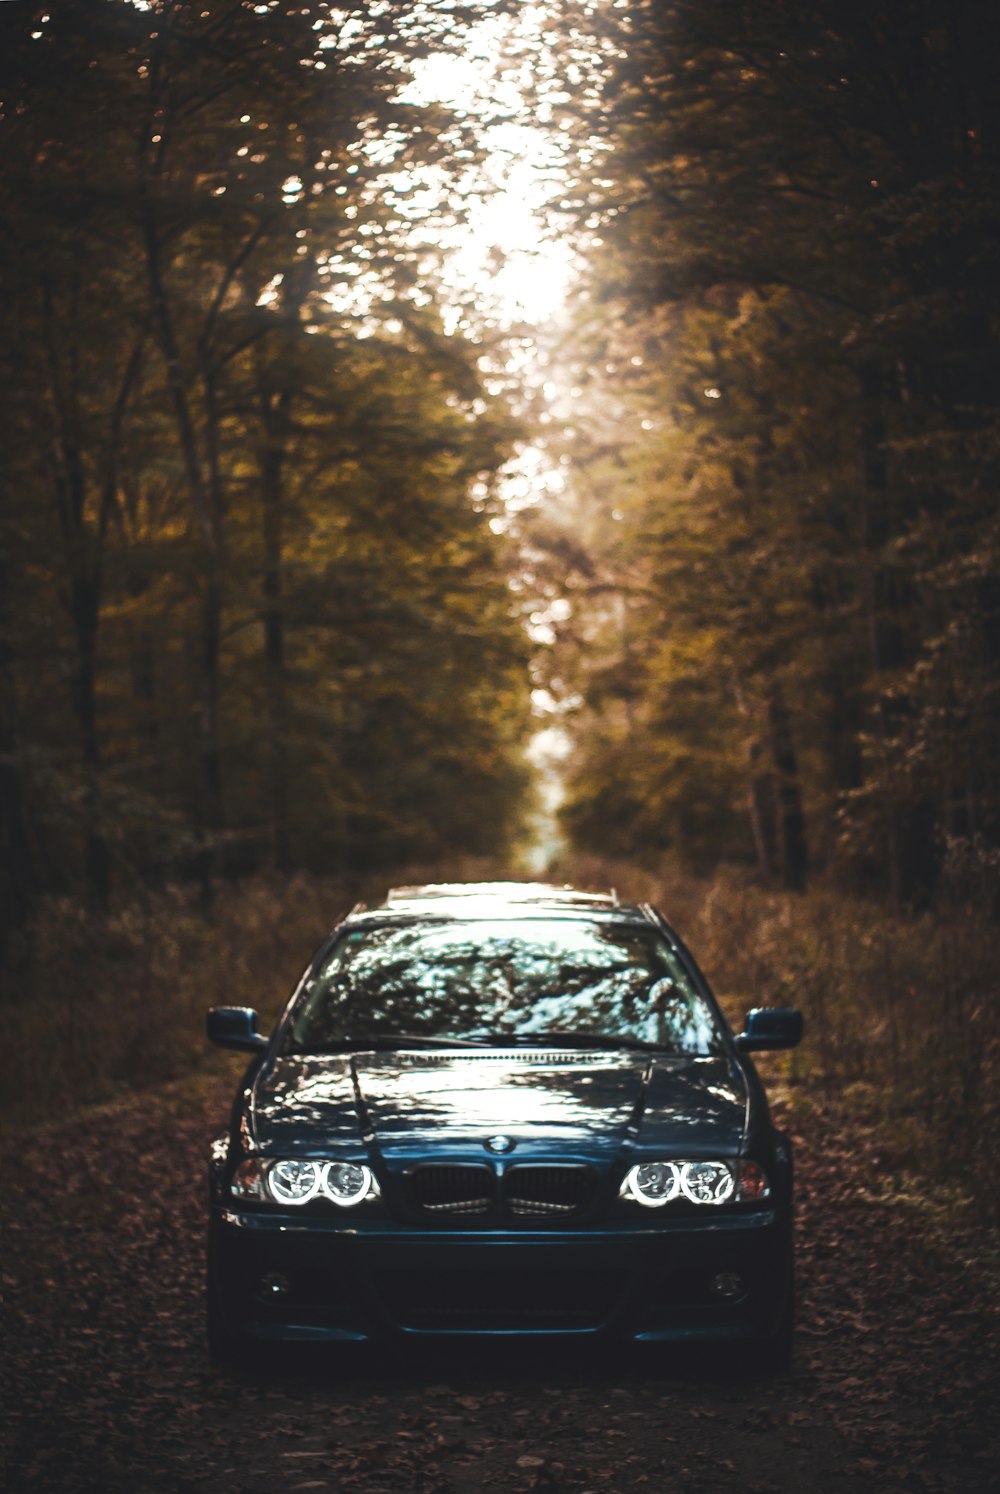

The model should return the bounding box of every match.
[3,1072,997,1493]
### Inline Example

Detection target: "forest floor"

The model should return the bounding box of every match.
[3,1070,998,1494]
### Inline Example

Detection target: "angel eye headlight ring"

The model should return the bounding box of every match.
[321,1161,374,1207]
[266,1159,322,1205]
[679,1160,736,1205]
[267,1160,376,1207]
[623,1159,765,1207]
[624,1161,681,1206]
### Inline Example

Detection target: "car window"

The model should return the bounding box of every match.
[284,919,722,1055]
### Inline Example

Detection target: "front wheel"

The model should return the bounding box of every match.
[740,1263,794,1376]
[206,1226,253,1368]
[206,1279,244,1367]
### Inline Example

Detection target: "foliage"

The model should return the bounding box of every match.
[557,854,1000,1220]
[0,855,524,1123]
[1,0,531,938]
[538,0,1000,902]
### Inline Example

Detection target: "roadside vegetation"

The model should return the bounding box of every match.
[0,0,531,956]
[0,859,516,1130]
[2,1,997,1245]
[528,0,1000,908]
[4,854,997,1225]
[522,0,1000,1220]
[557,857,1000,1224]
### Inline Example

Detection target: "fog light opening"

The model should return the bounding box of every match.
[708,1271,746,1302]
[257,1271,292,1302]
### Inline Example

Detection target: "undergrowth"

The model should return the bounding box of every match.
[4,855,997,1220]
[558,855,1000,1222]
[0,858,513,1128]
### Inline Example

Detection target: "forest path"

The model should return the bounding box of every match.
[3,1071,997,1493]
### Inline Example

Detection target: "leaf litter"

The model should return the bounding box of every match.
[1,1078,997,1492]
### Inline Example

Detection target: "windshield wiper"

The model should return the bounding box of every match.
[469,1031,664,1052]
[289,1032,687,1056]
[308,1034,494,1053]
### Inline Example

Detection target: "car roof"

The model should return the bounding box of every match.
[345,881,653,927]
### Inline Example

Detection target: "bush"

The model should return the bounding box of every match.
[6,855,996,1222]
[555,856,1000,1220]
[0,857,518,1124]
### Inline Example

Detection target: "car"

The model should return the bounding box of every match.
[205,880,802,1370]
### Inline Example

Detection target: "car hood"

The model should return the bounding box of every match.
[250,1050,748,1158]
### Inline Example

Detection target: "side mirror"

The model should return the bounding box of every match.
[735,1007,804,1053]
[207,1006,268,1053]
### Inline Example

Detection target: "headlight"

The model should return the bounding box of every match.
[268,1159,322,1205]
[621,1158,770,1207]
[229,1157,377,1207]
[322,1161,374,1206]
[624,1161,680,1207]
[679,1160,735,1204]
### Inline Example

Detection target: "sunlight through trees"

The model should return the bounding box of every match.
[1,0,532,922]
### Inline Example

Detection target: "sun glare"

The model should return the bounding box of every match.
[399,21,576,325]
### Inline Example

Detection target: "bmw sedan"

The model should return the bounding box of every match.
[206,882,802,1369]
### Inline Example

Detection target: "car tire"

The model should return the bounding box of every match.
[742,1262,794,1377]
[206,1281,243,1367]
[205,1226,252,1369]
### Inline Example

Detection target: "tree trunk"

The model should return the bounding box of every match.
[253,257,311,873]
[857,361,905,902]
[0,554,35,967]
[260,404,290,871]
[41,281,118,909]
[746,735,779,881]
[140,191,225,865]
[71,572,111,907]
[768,688,808,892]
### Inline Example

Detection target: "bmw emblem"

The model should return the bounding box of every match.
[485,1135,515,1154]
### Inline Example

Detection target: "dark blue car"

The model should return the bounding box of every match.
[206,882,802,1370]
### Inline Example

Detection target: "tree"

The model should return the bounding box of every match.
[1,0,532,908]
[542,0,1000,899]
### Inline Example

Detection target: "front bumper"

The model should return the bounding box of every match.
[209,1203,792,1347]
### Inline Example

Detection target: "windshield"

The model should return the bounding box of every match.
[284,918,722,1055]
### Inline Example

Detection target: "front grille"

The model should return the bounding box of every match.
[374,1267,627,1330]
[410,1164,494,1216]
[505,1165,597,1217]
[397,1051,625,1064]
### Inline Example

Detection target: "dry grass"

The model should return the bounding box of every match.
[557,855,1000,1220]
[5,855,997,1221]
[0,857,518,1128]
